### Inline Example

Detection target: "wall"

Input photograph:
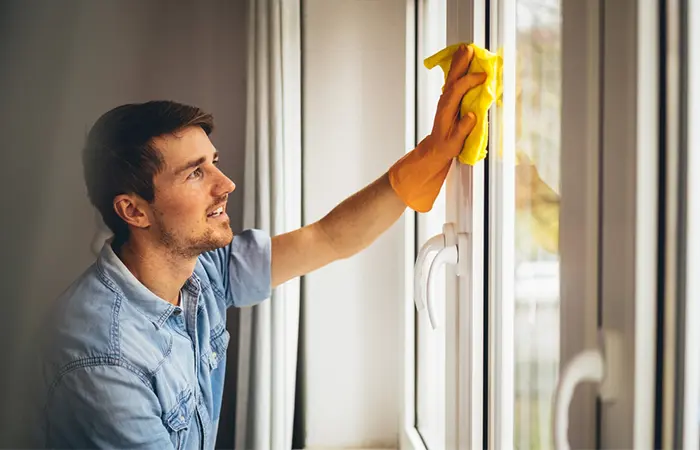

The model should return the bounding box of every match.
[301,0,409,447]
[0,1,248,446]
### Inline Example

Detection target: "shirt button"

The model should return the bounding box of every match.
[173,308,182,316]
[180,415,185,421]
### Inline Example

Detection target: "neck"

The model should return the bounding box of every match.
[116,236,197,305]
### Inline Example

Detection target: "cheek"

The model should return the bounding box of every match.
[156,192,206,224]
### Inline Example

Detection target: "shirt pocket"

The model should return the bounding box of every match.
[163,388,194,450]
[202,327,230,371]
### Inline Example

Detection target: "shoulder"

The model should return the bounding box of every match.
[41,263,119,366]
[196,229,272,307]
[40,263,168,391]
[197,229,271,275]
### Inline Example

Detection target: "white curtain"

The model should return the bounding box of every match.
[235,0,302,449]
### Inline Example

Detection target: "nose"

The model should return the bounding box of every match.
[213,169,236,196]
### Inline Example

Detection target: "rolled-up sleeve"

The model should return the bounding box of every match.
[44,364,173,449]
[200,229,272,308]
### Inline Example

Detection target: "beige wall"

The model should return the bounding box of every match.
[302,0,409,447]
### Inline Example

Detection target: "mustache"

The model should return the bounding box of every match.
[209,195,228,210]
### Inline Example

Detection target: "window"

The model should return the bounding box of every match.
[404,0,666,448]
[487,0,660,448]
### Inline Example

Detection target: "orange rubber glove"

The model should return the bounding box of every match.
[389,44,486,213]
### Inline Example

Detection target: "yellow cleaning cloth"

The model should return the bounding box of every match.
[424,43,503,165]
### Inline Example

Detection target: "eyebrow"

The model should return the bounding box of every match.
[173,151,219,175]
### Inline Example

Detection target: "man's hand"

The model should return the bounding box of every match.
[270,44,485,287]
[430,44,486,159]
[388,44,486,212]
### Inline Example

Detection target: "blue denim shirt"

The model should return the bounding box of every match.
[39,229,271,449]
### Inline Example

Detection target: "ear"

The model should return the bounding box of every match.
[113,194,151,230]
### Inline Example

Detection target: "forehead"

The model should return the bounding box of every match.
[153,126,215,168]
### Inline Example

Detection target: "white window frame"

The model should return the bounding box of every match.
[444,2,488,450]
[660,0,700,447]
[401,0,487,449]
[597,0,659,447]
[482,0,516,447]
[680,0,700,444]
[558,1,603,447]
[551,0,660,448]
[400,1,424,448]
[483,0,660,448]
[402,0,451,448]
[681,0,700,446]
[403,0,665,448]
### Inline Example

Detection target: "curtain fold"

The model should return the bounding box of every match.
[234,0,302,448]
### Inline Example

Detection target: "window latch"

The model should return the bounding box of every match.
[414,222,469,330]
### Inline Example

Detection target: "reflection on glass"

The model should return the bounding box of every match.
[514,0,561,449]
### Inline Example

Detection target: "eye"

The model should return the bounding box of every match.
[187,167,203,180]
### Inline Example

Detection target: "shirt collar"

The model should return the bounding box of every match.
[96,239,199,328]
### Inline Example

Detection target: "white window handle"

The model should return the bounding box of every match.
[552,329,622,450]
[414,223,469,330]
[425,244,458,329]
[413,233,446,313]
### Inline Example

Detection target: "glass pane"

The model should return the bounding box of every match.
[513,0,561,449]
[415,0,447,448]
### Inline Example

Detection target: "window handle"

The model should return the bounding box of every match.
[425,244,458,329]
[552,330,622,450]
[414,233,446,312]
[414,223,469,330]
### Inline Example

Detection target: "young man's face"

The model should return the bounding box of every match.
[148,126,236,258]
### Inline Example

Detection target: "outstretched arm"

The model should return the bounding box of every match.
[270,172,404,287]
[271,44,485,288]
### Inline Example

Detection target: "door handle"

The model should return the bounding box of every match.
[552,330,622,450]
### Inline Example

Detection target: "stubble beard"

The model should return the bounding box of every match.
[157,217,234,259]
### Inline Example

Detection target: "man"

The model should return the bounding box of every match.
[39,45,485,448]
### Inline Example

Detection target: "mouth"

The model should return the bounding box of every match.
[207,205,227,220]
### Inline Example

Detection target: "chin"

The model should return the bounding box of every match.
[204,226,234,252]
[181,225,234,257]
[216,229,234,247]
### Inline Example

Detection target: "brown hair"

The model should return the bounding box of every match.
[82,100,214,244]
